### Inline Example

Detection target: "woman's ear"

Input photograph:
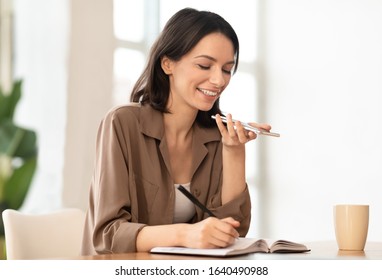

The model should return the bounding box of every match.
[161,56,173,75]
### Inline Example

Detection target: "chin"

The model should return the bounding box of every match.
[196,100,218,112]
[197,104,215,112]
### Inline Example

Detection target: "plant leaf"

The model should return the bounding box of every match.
[14,128,37,158]
[0,201,9,236]
[0,80,22,121]
[0,120,37,158]
[3,157,37,209]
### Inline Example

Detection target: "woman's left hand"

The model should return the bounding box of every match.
[214,113,271,147]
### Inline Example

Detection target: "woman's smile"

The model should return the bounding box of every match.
[196,87,220,97]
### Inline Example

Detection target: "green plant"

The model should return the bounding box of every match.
[0,80,38,236]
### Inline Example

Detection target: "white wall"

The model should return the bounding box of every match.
[61,0,113,210]
[260,0,382,242]
[13,0,69,212]
[13,0,113,213]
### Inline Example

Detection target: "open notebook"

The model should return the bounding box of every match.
[150,238,310,257]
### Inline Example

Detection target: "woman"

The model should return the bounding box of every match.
[81,7,271,255]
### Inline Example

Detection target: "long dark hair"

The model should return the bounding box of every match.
[130,8,239,127]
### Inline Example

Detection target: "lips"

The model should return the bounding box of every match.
[197,88,220,97]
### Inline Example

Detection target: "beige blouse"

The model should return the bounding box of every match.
[173,183,196,223]
[81,103,251,255]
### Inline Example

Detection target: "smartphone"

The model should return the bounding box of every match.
[211,115,280,137]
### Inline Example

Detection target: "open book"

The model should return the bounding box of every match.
[150,238,310,257]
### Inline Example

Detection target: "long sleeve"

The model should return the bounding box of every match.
[82,108,147,254]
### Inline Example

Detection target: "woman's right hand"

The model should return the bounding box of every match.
[136,217,240,252]
[180,217,240,249]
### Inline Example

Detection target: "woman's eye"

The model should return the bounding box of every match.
[222,69,232,75]
[197,64,232,75]
[197,64,210,70]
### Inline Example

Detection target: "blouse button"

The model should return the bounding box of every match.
[194,189,200,197]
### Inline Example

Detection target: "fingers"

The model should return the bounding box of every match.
[224,114,238,138]
[214,113,257,144]
[214,113,273,140]
[221,217,241,228]
[214,114,229,137]
[214,217,240,238]
[235,121,257,143]
[212,218,240,247]
[249,122,272,132]
[199,217,240,248]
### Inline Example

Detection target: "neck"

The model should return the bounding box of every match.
[164,90,199,138]
[163,109,197,140]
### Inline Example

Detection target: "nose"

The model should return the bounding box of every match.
[209,68,226,89]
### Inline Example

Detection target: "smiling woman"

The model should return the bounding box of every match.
[81,7,269,256]
[7,1,382,259]
[6,0,261,247]
[112,1,261,236]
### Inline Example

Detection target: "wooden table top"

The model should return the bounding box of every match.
[75,240,382,260]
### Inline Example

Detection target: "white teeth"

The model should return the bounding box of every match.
[198,88,218,96]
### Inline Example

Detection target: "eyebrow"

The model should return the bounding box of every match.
[194,55,235,66]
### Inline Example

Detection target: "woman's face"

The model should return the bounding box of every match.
[162,32,235,113]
